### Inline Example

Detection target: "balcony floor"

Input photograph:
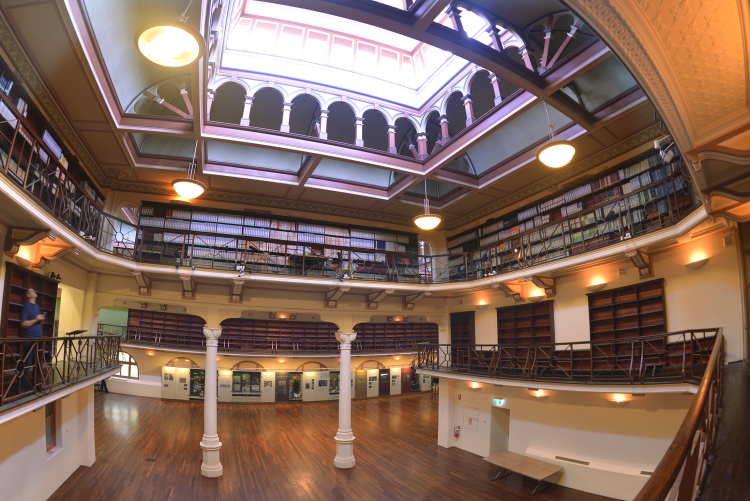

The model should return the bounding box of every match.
[49,391,615,501]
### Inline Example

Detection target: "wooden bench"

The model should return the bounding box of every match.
[483,451,563,495]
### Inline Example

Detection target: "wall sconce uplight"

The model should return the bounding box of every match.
[476,303,489,310]
[685,258,708,270]
[608,393,631,403]
[586,282,608,292]
[528,296,544,303]
[529,389,548,398]
[277,359,285,363]
[469,382,482,390]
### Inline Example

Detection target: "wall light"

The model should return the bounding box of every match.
[608,393,631,403]
[394,356,401,361]
[277,359,285,364]
[686,252,709,270]
[469,382,482,389]
[586,282,608,292]
[146,350,155,356]
[529,388,548,398]
[476,303,489,310]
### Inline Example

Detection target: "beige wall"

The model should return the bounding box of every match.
[0,386,96,501]
[450,230,745,362]
[439,378,693,500]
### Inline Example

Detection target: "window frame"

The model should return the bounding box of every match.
[117,351,139,380]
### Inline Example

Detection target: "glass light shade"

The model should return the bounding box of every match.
[135,20,205,67]
[413,214,442,230]
[536,140,575,168]
[172,178,206,199]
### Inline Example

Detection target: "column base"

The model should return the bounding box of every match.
[200,435,223,478]
[280,125,290,133]
[387,146,397,154]
[333,430,355,469]
[417,153,429,161]
[355,139,364,147]
[240,118,250,126]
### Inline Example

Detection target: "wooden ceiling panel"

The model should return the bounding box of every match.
[78,130,129,165]
[6,2,107,123]
[440,193,496,215]
[299,189,384,210]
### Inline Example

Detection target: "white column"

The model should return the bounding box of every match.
[334,332,357,468]
[355,117,364,147]
[200,327,223,477]
[240,96,253,126]
[280,102,293,133]
[319,110,329,139]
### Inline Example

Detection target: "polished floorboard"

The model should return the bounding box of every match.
[697,362,750,501]
[50,391,615,501]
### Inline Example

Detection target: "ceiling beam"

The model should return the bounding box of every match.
[412,0,452,32]
[298,155,323,186]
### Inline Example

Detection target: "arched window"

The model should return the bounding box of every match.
[357,360,385,369]
[232,361,265,370]
[166,357,199,367]
[117,352,139,379]
[297,361,327,370]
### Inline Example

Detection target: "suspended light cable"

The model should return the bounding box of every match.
[172,141,206,200]
[413,179,442,230]
[536,99,575,168]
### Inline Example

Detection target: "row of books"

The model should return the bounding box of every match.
[592,186,621,205]
[622,172,653,195]
[590,171,620,191]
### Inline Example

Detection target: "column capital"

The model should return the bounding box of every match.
[387,125,397,133]
[439,114,449,123]
[336,331,357,348]
[461,94,473,104]
[320,109,329,117]
[283,102,294,109]
[416,132,429,140]
[355,117,365,125]
[244,95,254,102]
[207,89,215,99]
[203,327,222,346]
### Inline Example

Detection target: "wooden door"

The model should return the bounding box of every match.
[379,368,390,396]
[355,370,367,399]
[401,367,412,394]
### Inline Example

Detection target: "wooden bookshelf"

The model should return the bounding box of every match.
[496,301,555,347]
[219,319,339,352]
[587,278,666,342]
[450,311,475,347]
[1,262,58,338]
[352,322,438,351]
[127,310,206,348]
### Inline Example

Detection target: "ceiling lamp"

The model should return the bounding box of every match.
[135,1,205,67]
[172,142,206,200]
[536,99,575,168]
[414,180,443,230]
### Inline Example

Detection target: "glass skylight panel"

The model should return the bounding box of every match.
[421,45,446,72]
[331,37,354,69]
[356,43,378,76]
[277,25,304,59]
[304,31,329,64]
[401,55,415,87]
[251,21,278,54]
[380,49,400,81]
[228,19,251,50]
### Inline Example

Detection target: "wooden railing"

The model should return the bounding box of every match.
[105,324,432,354]
[1,335,121,408]
[416,329,719,384]
[634,329,724,501]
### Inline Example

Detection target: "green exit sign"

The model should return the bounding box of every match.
[493,398,504,405]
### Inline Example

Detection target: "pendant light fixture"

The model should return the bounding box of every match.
[536,99,575,168]
[172,142,206,200]
[413,179,443,230]
[135,0,206,67]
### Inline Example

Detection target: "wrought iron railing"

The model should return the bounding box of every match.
[634,329,723,501]
[0,88,701,285]
[1,334,121,407]
[107,324,429,354]
[416,329,719,384]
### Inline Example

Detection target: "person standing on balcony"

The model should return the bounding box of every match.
[19,289,46,393]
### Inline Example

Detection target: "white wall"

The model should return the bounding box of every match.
[440,378,693,500]
[0,385,96,501]
[453,230,745,362]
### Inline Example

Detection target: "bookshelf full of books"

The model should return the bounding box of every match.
[137,202,419,280]
[444,148,698,280]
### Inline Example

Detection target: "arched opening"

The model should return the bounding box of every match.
[326,101,356,144]
[361,109,388,151]
[297,361,328,370]
[250,87,284,130]
[231,360,265,370]
[445,92,467,137]
[166,357,199,367]
[425,110,441,153]
[117,352,139,379]
[211,82,245,124]
[394,117,417,157]
[469,71,495,119]
[357,360,385,369]
[288,94,321,137]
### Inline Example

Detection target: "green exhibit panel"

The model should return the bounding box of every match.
[379,368,390,396]
[275,372,289,402]
[190,369,206,400]
[302,372,317,401]
[391,369,401,395]
[289,372,303,401]
[261,372,275,402]
[366,369,379,398]
[329,371,340,401]
[233,371,261,402]
[316,372,330,400]
[355,370,367,399]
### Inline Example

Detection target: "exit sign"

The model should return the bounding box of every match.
[493,398,504,405]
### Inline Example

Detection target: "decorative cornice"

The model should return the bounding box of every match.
[0,10,107,189]
[445,124,662,230]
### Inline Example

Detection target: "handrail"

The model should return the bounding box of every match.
[0,334,121,408]
[415,329,719,385]
[634,328,724,500]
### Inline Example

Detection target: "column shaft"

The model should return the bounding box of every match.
[387,125,397,154]
[201,327,223,477]
[319,110,329,139]
[334,332,357,468]
[281,102,293,133]
[240,96,254,126]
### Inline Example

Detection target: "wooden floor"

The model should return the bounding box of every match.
[49,392,615,501]
[698,362,750,500]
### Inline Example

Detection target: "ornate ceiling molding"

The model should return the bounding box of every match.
[445,124,663,230]
[0,9,108,189]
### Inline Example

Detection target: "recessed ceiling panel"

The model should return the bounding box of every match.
[565,57,637,112]
[313,159,393,188]
[206,141,302,172]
